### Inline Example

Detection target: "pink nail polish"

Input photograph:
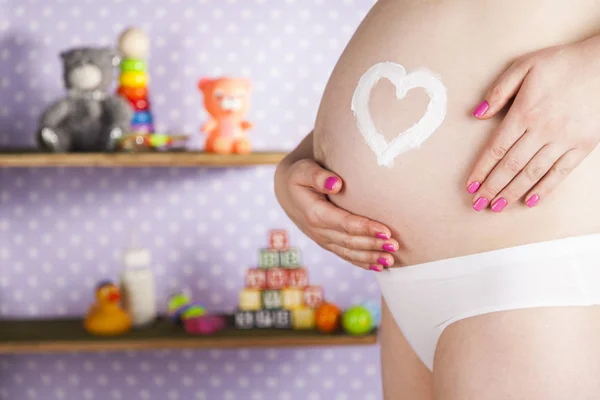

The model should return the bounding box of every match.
[370,265,383,272]
[491,198,508,213]
[526,194,540,208]
[324,177,338,191]
[472,101,489,118]
[473,197,489,211]
[376,233,389,240]
[377,257,390,267]
[382,244,395,252]
[467,181,481,194]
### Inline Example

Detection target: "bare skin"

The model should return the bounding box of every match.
[276,0,600,398]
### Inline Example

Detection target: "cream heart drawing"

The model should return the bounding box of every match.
[351,62,448,167]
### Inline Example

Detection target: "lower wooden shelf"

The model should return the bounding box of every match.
[0,317,378,354]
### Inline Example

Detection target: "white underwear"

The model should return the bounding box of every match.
[375,233,600,371]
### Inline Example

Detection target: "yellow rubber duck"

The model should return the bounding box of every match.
[84,281,132,336]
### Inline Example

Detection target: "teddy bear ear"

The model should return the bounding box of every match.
[198,78,213,92]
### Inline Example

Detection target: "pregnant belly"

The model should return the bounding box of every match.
[314,0,600,265]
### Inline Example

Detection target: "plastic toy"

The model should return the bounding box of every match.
[281,288,303,310]
[342,306,374,336]
[245,268,266,290]
[269,229,289,250]
[259,249,280,269]
[287,268,309,289]
[315,303,342,333]
[234,310,255,329]
[280,248,301,268]
[361,299,382,328]
[262,290,282,310]
[265,268,288,290]
[197,77,253,154]
[255,310,275,329]
[117,27,155,135]
[84,281,132,336]
[292,307,316,330]
[272,309,292,329]
[117,133,189,152]
[184,315,226,335]
[37,47,133,152]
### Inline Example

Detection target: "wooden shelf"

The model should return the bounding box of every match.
[0,318,378,354]
[0,151,287,168]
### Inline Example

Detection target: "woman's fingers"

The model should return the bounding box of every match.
[466,108,528,195]
[470,130,545,211]
[326,229,399,253]
[327,243,396,270]
[472,57,533,119]
[524,149,584,207]
[289,158,343,194]
[487,144,564,211]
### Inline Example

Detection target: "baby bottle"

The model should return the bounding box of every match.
[119,232,157,328]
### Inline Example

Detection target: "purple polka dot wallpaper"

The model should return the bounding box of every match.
[0,0,383,399]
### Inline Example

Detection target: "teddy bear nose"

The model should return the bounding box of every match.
[221,97,243,111]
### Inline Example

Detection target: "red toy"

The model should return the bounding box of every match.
[315,303,341,333]
[288,268,309,289]
[304,286,325,309]
[245,268,266,290]
[265,268,288,290]
[269,229,289,251]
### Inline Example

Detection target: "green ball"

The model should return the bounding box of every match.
[121,58,147,72]
[342,306,373,336]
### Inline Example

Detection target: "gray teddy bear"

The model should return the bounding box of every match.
[37,47,134,152]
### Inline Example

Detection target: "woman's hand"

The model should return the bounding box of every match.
[466,36,600,212]
[274,158,398,271]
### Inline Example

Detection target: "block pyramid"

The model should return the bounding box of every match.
[234,230,325,330]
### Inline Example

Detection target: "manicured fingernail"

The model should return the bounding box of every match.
[370,265,383,272]
[491,197,507,213]
[376,233,389,240]
[472,101,489,118]
[467,181,481,194]
[473,197,489,211]
[377,257,390,267]
[382,244,395,252]
[526,194,540,208]
[324,177,339,191]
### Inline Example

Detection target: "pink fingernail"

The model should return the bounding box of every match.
[491,198,508,213]
[377,257,390,267]
[370,265,383,272]
[376,233,389,240]
[467,181,481,194]
[382,244,395,252]
[473,197,489,211]
[472,101,489,118]
[324,177,338,191]
[526,194,540,208]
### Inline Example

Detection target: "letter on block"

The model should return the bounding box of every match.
[304,286,324,309]
[255,310,274,329]
[238,288,262,311]
[266,268,288,290]
[259,249,280,269]
[280,248,301,268]
[269,229,289,251]
[292,307,316,330]
[245,268,266,290]
[234,309,255,329]
[287,267,309,289]
[262,290,282,310]
[281,288,304,310]
[272,309,292,329]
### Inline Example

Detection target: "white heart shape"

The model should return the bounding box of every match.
[351,62,447,167]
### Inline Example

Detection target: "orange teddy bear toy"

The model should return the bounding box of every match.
[198,77,253,154]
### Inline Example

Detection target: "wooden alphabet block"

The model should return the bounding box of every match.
[265,268,288,290]
[304,286,324,309]
[238,288,262,311]
[292,307,316,330]
[255,310,274,329]
[272,309,292,329]
[259,249,280,269]
[269,229,289,251]
[287,267,309,289]
[281,288,304,310]
[245,268,266,290]
[262,290,282,310]
[234,309,255,329]
[280,248,301,268]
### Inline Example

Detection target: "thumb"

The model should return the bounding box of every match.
[291,159,343,194]
[472,57,532,119]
